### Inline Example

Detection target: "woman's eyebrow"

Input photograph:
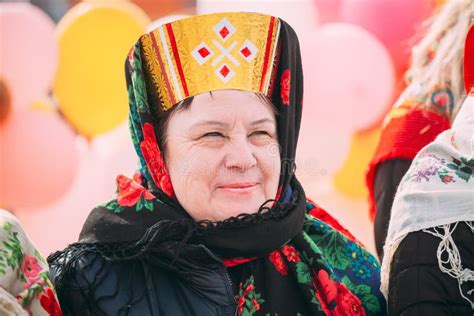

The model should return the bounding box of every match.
[190,118,275,130]
[251,118,275,126]
[190,120,228,129]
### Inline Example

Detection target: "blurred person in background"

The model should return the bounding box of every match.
[367,0,474,314]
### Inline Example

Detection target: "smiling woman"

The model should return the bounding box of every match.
[165,91,281,221]
[48,12,386,315]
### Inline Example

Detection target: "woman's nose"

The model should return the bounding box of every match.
[223,137,257,172]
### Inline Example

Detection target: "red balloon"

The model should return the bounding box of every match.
[339,0,434,73]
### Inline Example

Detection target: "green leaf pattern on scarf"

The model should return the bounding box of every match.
[237,275,265,316]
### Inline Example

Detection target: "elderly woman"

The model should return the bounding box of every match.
[48,12,385,315]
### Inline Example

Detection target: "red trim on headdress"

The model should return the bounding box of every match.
[166,23,190,97]
[260,16,276,91]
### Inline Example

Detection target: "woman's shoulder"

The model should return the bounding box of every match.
[47,243,227,315]
[47,244,135,314]
[47,244,109,291]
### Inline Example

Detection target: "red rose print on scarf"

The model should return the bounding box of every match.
[252,298,261,311]
[117,172,155,207]
[441,175,454,183]
[312,270,365,316]
[237,276,264,315]
[22,256,41,279]
[21,256,44,289]
[237,295,245,315]
[269,250,288,276]
[39,288,62,316]
[140,122,175,198]
[336,283,365,316]
[280,69,291,105]
[281,245,301,263]
[243,283,254,296]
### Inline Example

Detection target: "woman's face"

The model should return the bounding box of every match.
[165,90,281,222]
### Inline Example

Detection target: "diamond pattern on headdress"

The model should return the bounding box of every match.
[188,16,273,84]
[239,39,258,63]
[191,41,214,65]
[215,63,235,84]
[213,18,236,42]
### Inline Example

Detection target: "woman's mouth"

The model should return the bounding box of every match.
[218,182,259,194]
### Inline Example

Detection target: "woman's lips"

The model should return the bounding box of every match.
[218,182,259,194]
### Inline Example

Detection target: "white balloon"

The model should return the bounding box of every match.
[147,14,192,32]
[196,0,319,38]
[296,114,351,179]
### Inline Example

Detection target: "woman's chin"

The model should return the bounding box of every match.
[209,196,268,221]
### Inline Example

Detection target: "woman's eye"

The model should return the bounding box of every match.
[202,132,224,138]
[250,131,271,137]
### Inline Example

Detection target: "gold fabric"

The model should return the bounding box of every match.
[140,12,281,110]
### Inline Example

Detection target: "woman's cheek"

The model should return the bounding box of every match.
[188,151,222,182]
[256,145,281,177]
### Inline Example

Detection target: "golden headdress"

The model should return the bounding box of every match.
[139,12,281,110]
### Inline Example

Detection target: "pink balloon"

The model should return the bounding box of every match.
[12,127,138,254]
[13,141,113,254]
[0,109,80,209]
[301,23,395,131]
[0,3,57,109]
[313,0,342,24]
[91,123,139,190]
[339,0,433,72]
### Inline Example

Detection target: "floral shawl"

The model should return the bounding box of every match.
[0,210,61,315]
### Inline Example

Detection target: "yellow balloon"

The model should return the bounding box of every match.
[53,1,150,139]
[333,128,382,198]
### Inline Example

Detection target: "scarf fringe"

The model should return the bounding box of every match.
[47,219,199,298]
[381,221,474,308]
[422,221,474,309]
